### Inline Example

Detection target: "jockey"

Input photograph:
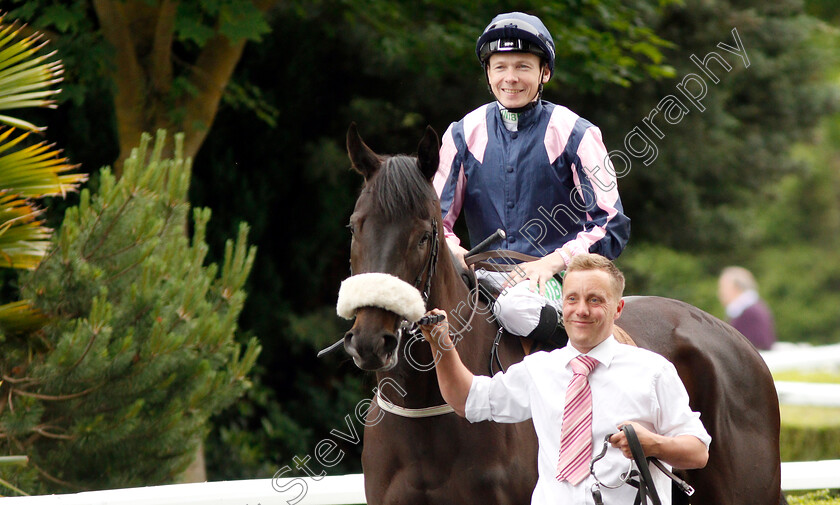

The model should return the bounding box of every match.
[433,11,630,348]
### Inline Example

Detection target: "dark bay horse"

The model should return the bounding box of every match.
[341,124,782,505]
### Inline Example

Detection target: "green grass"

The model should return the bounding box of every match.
[781,405,840,428]
[773,370,840,384]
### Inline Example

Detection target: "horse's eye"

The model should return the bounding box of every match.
[419,232,431,246]
[347,223,355,236]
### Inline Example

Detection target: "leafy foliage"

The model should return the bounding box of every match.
[0,132,260,492]
[787,490,840,505]
[0,14,87,341]
[0,16,86,271]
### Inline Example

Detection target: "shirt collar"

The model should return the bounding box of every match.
[495,99,543,128]
[726,289,759,319]
[560,335,619,370]
[517,99,543,127]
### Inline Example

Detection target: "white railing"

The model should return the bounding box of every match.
[761,343,840,407]
[0,475,367,505]
[2,463,839,505]
[783,460,840,491]
[761,342,840,373]
[775,381,840,407]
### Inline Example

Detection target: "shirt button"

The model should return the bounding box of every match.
[509,237,517,243]
[511,132,518,139]
[506,166,514,173]
[507,201,514,208]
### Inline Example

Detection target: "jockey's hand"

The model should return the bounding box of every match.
[419,309,454,351]
[505,251,566,296]
[609,422,659,460]
[446,239,469,271]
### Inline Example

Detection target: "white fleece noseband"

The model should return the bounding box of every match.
[336,273,426,322]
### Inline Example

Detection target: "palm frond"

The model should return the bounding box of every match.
[0,299,45,334]
[0,15,87,277]
[0,193,51,269]
[0,128,87,198]
[0,18,63,130]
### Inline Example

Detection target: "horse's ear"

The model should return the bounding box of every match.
[417,125,440,182]
[347,122,381,180]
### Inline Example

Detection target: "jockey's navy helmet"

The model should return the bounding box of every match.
[476,12,556,78]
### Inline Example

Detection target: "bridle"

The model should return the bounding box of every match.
[414,218,439,303]
[380,216,484,419]
[397,217,481,345]
[329,215,484,418]
[392,217,438,342]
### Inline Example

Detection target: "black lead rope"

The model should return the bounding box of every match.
[590,425,694,505]
[623,424,661,505]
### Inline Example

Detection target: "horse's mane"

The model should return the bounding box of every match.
[366,155,436,220]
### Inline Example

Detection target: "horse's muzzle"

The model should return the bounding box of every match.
[344,329,399,371]
[344,307,401,371]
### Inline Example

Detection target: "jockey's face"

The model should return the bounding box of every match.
[562,269,624,354]
[486,52,549,109]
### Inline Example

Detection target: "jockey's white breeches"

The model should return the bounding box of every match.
[476,270,562,337]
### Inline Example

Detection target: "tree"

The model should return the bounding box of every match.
[538,0,835,253]
[4,0,680,169]
[5,0,279,168]
[0,131,260,493]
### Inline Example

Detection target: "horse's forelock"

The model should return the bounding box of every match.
[367,155,436,220]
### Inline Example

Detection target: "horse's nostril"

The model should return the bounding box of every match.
[382,333,398,356]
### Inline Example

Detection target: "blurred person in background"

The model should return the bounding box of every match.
[717,266,776,350]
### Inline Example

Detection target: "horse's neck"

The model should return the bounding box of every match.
[427,252,497,371]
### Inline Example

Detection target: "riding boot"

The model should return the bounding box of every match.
[525,304,568,350]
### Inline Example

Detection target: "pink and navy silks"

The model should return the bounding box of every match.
[434,100,630,259]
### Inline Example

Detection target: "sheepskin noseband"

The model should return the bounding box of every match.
[336,273,426,322]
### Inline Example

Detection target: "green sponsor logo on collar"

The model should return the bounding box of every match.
[501,110,519,123]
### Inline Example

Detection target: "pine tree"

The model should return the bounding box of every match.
[0,131,260,493]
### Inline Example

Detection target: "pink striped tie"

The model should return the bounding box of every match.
[556,354,599,485]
